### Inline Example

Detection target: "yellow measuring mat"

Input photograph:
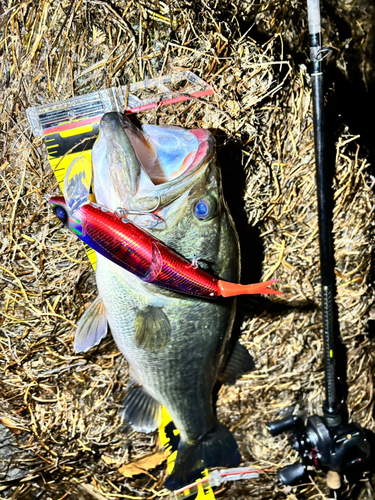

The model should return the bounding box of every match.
[27,72,217,499]
[159,407,216,500]
[28,71,213,271]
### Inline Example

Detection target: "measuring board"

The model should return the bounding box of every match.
[28,71,213,270]
[27,73,216,499]
[159,407,215,500]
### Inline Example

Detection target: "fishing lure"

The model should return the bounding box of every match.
[49,195,281,299]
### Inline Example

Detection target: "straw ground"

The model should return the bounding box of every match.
[0,1,374,499]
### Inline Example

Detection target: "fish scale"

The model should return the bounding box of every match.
[50,112,266,490]
[96,254,234,442]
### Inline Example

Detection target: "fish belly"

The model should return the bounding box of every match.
[96,255,235,441]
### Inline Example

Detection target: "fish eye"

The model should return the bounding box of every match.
[53,205,68,222]
[193,197,216,221]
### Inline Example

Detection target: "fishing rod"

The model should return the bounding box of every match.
[267,0,371,490]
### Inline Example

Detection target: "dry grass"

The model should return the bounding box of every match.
[0,1,374,499]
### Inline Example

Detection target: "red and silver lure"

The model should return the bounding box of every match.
[49,195,281,299]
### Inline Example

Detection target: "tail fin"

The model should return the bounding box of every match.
[164,421,241,491]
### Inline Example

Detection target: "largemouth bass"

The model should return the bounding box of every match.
[54,113,259,490]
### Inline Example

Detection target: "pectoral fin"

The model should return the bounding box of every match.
[74,297,108,353]
[134,306,171,352]
[219,342,255,385]
[121,379,162,433]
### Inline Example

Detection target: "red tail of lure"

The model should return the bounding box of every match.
[49,196,281,299]
[218,279,281,297]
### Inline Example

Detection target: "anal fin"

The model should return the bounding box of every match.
[219,341,255,385]
[121,380,162,433]
[74,296,108,353]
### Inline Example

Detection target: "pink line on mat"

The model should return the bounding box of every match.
[43,116,102,135]
[125,89,214,114]
[43,88,214,135]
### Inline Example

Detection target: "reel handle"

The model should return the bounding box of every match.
[278,463,310,486]
[266,415,302,437]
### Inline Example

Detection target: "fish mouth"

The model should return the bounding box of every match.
[93,113,215,212]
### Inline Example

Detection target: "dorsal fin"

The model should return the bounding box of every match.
[219,342,255,385]
[64,156,92,214]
